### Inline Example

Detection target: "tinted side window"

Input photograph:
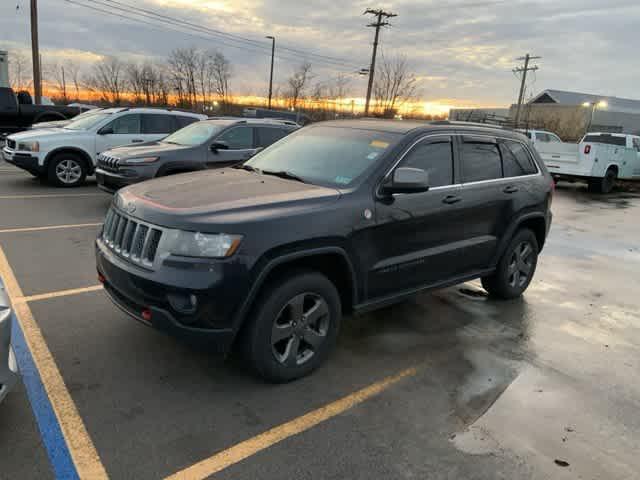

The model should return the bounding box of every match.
[175,115,199,129]
[142,114,175,134]
[461,140,502,182]
[548,134,561,142]
[400,139,453,187]
[633,138,640,152]
[217,126,254,149]
[501,141,537,177]
[257,127,289,148]
[109,114,141,134]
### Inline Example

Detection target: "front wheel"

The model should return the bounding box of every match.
[242,270,341,383]
[48,153,87,187]
[482,229,539,299]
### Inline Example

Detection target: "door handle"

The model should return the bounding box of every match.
[503,185,519,194]
[131,139,144,143]
[442,195,462,204]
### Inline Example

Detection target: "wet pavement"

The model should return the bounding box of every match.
[1,165,640,479]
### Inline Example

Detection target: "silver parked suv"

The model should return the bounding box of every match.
[95,118,299,193]
[0,280,18,404]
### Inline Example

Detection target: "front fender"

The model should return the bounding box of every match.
[231,245,358,333]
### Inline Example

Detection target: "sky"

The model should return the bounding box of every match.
[1,0,638,113]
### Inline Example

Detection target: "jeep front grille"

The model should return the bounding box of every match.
[98,154,120,172]
[102,208,163,267]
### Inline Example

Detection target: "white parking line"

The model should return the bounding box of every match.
[0,193,106,200]
[0,223,102,234]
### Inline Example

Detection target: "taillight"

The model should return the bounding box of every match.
[584,145,591,154]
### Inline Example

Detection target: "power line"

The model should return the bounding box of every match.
[363,8,396,116]
[66,0,362,71]
[104,0,361,68]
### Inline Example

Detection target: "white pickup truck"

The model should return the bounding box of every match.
[534,132,640,193]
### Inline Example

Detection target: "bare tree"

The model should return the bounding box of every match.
[84,56,126,104]
[8,52,32,91]
[66,61,82,101]
[373,54,418,117]
[125,61,145,103]
[168,47,199,108]
[49,61,69,102]
[286,62,313,109]
[209,51,232,106]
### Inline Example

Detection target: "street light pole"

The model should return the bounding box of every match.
[30,0,42,104]
[266,36,275,110]
[583,100,607,134]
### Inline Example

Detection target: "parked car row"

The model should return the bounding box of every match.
[2,115,555,383]
[2,108,300,188]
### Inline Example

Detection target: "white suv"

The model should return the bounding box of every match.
[2,108,206,187]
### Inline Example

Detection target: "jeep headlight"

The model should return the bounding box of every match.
[18,141,39,152]
[171,232,242,258]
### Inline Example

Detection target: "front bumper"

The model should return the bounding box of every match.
[96,240,244,353]
[2,147,44,175]
[0,280,19,404]
[95,168,144,194]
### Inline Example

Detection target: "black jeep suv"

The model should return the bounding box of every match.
[96,120,553,382]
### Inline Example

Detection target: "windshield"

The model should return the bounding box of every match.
[162,121,226,146]
[64,113,112,130]
[245,126,400,188]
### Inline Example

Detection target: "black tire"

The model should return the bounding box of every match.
[588,168,616,194]
[482,229,539,300]
[241,270,341,383]
[47,152,87,187]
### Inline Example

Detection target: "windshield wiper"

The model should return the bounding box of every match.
[260,169,307,183]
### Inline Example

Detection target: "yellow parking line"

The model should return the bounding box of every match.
[0,223,101,234]
[0,246,108,479]
[0,193,106,199]
[165,366,418,480]
[16,285,104,303]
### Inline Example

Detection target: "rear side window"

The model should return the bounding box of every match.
[633,138,640,152]
[142,114,175,134]
[257,127,289,148]
[0,89,17,109]
[217,126,254,149]
[175,115,199,129]
[400,139,453,187]
[583,134,626,146]
[109,114,141,134]
[500,141,537,177]
[461,139,502,183]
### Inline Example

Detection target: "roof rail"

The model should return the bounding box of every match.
[434,120,514,131]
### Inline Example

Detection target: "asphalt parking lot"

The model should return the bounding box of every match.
[2,160,640,480]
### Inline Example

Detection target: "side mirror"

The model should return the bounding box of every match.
[98,126,114,135]
[210,141,229,153]
[381,167,430,195]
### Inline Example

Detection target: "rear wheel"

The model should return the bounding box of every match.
[241,270,341,383]
[47,152,87,187]
[482,229,539,299]
[588,168,616,194]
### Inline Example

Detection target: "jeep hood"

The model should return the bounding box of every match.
[105,141,192,158]
[117,168,341,230]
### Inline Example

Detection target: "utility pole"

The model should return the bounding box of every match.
[30,0,42,104]
[363,8,396,116]
[513,53,540,128]
[266,36,275,109]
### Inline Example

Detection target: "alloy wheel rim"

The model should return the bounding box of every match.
[507,241,534,288]
[55,159,82,184]
[271,292,330,366]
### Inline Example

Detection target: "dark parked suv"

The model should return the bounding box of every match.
[96,120,553,382]
[95,118,299,193]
